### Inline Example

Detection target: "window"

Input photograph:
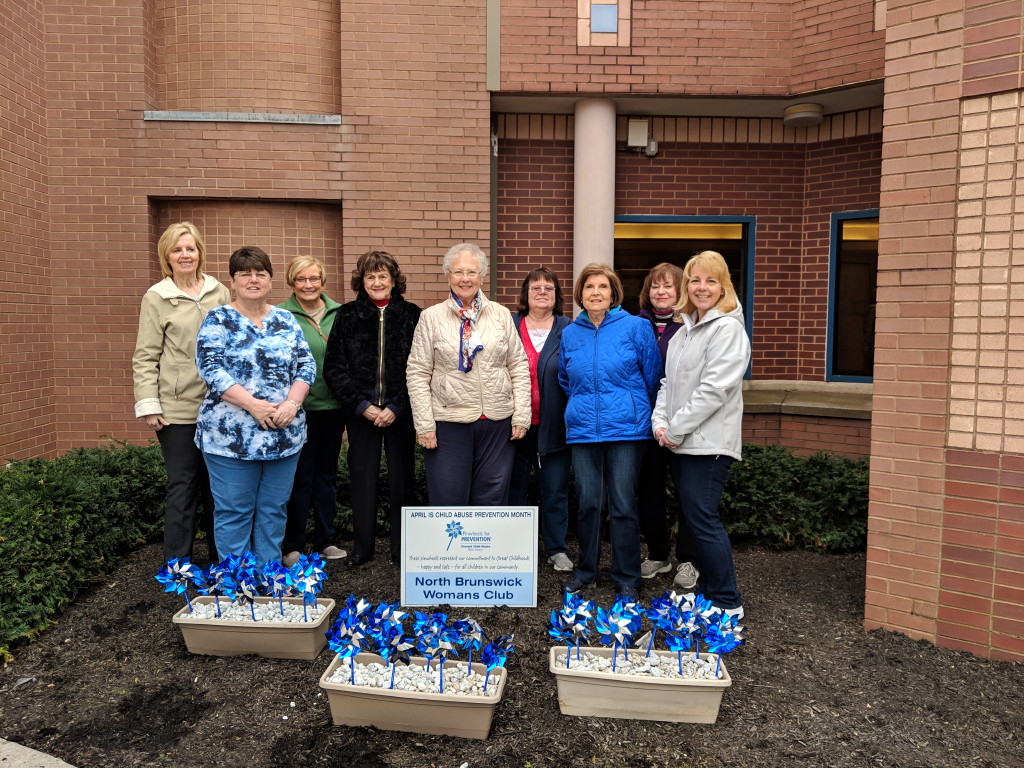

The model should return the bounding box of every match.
[613,216,754,333]
[827,212,878,381]
[578,0,630,46]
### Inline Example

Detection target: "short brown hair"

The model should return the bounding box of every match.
[572,263,623,310]
[638,262,684,311]
[350,250,407,295]
[516,267,564,315]
[228,246,273,277]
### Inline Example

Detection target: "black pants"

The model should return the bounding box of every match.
[157,423,217,563]
[638,438,697,564]
[346,413,416,561]
[283,408,345,554]
[424,417,516,506]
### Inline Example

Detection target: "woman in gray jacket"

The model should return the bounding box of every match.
[133,221,229,564]
[651,250,749,618]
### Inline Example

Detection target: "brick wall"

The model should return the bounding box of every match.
[869,0,1024,661]
[0,0,54,461]
[497,114,881,382]
[744,413,871,459]
[151,0,341,112]
[37,0,344,457]
[339,0,492,307]
[500,0,884,95]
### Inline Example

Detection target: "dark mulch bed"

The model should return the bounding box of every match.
[2,539,1022,768]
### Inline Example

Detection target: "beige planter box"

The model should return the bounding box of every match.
[319,653,507,739]
[172,596,335,660]
[549,646,731,724]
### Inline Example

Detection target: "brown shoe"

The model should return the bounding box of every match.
[320,545,347,560]
[282,550,301,568]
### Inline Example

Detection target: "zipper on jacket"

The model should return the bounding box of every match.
[592,324,601,437]
[374,307,386,407]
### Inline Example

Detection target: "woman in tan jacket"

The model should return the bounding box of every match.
[133,221,229,564]
[406,243,531,505]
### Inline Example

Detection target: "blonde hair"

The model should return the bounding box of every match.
[678,251,739,316]
[572,263,624,310]
[157,222,207,279]
[285,255,326,287]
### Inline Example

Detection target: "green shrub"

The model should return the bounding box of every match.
[719,444,868,552]
[0,441,166,659]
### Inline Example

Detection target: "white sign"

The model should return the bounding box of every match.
[400,506,538,608]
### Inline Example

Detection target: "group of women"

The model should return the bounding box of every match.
[133,222,748,616]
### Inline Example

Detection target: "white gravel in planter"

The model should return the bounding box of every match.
[178,600,328,623]
[327,659,500,697]
[555,649,723,680]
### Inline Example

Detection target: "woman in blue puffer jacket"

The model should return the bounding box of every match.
[559,263,662,598]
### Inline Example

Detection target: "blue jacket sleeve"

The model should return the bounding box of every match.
[558,332,571,396]
[637,322,662,403]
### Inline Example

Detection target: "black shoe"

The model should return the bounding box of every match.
[345,555,372,567]
[563,576,594,595]
[616,586,640,602]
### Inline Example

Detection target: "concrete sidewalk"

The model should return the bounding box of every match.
[0,739,75,768]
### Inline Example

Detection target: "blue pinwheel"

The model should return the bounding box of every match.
[453,617,486,674]
[155,558,204,611]
[595,605,636,671]
[262,561,292,616]
[288,555,330,621]
[663,625,694,675]
[481,634,513,692]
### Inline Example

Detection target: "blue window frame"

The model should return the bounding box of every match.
[827,210,878,382]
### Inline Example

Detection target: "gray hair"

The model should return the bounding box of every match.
[442,243,488,276]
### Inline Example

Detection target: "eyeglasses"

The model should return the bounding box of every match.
[451,270,480,279]
[294,276,322,285]
[529,285,555,293]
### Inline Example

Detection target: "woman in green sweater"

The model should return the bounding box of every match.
[279,256,347,565]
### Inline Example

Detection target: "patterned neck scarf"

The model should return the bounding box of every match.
[452,290,484,372]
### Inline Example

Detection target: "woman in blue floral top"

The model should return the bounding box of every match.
[195,246,316,565]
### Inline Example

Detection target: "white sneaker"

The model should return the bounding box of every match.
[724,605,744,621]
[640,559,672,579]
[673,561,699,590]
[548,552,574,572]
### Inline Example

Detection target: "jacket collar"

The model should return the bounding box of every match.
[576,304,625,329]
[279,292,341,316]
[148,274,222,301]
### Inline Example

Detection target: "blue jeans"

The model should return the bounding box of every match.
[571,440,644,592]
[668,453,742,610]
[203,451,301,566]
[509,427,572,556]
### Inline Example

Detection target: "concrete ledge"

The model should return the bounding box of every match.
[143,111,342,124]
[0,738,76,767]
[743,380,872,420]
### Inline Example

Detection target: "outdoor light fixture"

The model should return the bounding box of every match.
[782,103,824,127]
[626,118,658,157]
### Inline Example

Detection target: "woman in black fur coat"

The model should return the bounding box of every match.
[324,251,421,566]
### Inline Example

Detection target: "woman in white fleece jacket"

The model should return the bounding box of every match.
[652,250,749,618]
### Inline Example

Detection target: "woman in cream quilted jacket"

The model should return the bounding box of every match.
[406,243,531,505]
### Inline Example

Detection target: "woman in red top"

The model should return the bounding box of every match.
[509,268,574,572]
